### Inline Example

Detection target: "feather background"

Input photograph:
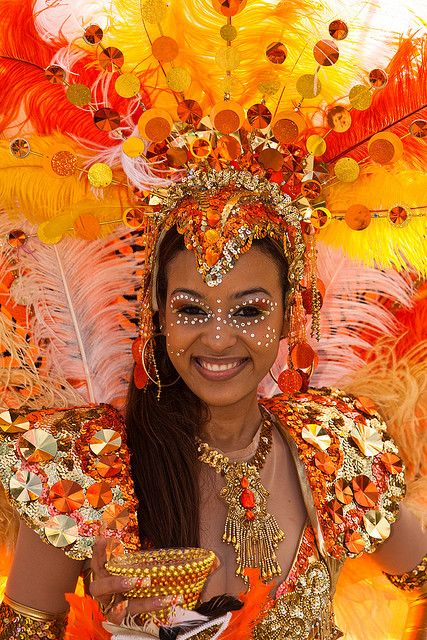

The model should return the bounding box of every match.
[259,241,413,396]
[0,217,143,409]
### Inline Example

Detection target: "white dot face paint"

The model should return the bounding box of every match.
[168,294,281,349]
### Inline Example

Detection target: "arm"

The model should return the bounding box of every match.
[372,504,426,574]
[0,520,84,639]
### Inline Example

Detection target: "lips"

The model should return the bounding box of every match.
[193,356,249,380]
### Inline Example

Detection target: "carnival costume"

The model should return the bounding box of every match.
[0,0,426,639]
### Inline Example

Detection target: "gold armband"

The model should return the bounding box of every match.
[0,594,68,639]
[384,554,427,591]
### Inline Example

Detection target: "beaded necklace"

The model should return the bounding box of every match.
[197,414,285,583]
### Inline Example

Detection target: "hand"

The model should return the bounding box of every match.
[90,537,182,625]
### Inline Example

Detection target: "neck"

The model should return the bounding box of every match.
[200,393,262,452]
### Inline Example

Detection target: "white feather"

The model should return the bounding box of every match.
[1,216,143,409]
[259,243,413,397]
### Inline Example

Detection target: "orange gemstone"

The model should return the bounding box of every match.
[177,99,203,126]
[206,211,221,226]
[314,451,336,474]
[240,476,249,488]
[327,499,345,524]
[152,36,179,63]
[45,65,66,84]
[7,229,28,248]
[10,138,31,158]
[49,480,85,513]
[389,205,408,226]
[334,478,353,505]
[191,138,211,158]
[134,363,148,389]
[345,530,366,554]
[99,47,124,72]
[101,504,129,530]
[328,20,348,40]
[94,107,121,132]
[352,475,378,508]
[245,510,256,521]
[247,103,272,128]
[211,0,246,17]
[313,39,339,66]
[205,247,219,267]
[266,42,287,64]
[240,489,255,509]
[369,68,388,88]
[258,148,283,171]
[95,454,122,478]
[216,135,241,161]
[87,481,113,508]
[380,452,403,474]
[84,25,103,45]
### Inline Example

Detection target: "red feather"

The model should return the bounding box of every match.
[309,36,427,168]
[0,0,150,145]
[65,593,111,640]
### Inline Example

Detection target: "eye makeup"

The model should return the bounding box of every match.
[168,293,280,347]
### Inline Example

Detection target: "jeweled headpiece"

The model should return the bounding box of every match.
[133,168,319,395]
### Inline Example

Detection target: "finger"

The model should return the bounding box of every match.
[90,575,151,599]
[91,537,108,577]
[107,594,184,624]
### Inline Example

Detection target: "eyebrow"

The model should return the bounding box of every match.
[170,287,273,299]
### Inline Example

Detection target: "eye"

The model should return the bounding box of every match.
[175,305,208,316]
[234,305,265,318]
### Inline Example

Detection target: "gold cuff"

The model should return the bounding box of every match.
[0,596,68,639]
[384,554,427,591]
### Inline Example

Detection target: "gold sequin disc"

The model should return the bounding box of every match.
[66,84,92,107]
[0,409,30,433]
[306,135,326,156]
[266,42,287,64]
[87,163,113,188]
[177,99,203,126]
[138,108,172,142]
[115,73,141,98]
[18,428,58,463]
[211,101,244,134]
[99,47,124,72]
[369,68,388,88]
[310,207,331,229]
[90,428,122,455]
[349,85,372,110]
[301,423,331,451]
[272,111,305,144]
[166,67,192,92]
[334,157,360,183]
[10,470,43,502]
[363,510,391,540]
[44,515,79,547]
[296,74,322,99]
[313,39,339,66]
[152,36,179,62]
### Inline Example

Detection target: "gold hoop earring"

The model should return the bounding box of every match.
[141,334,181,400]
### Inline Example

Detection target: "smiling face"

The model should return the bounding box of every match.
[161,244,288,410]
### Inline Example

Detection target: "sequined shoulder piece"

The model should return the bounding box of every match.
[0,405,139,559]
[262,387,406,560]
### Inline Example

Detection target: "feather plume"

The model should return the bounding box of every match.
[320,167,427,274]
[65,593,110,640]
[0,218,143,409]
[259,242,412,397]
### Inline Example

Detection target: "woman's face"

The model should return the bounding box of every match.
[162,245,287,409]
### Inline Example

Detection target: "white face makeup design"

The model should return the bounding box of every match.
[169,293,279,347]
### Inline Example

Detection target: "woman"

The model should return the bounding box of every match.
[0,171,425,639]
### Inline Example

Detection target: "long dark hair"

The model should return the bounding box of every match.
[126,228,289,549]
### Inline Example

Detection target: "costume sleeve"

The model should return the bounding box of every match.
[263,387,406,561]
[0,404,139,560]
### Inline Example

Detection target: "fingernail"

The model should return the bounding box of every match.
[122,576,150,589]
[160,594,184,607]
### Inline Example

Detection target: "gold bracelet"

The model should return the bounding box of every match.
[384,554,427,591]
[0,596,68,640]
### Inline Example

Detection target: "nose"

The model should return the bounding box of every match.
[199,318,238,351]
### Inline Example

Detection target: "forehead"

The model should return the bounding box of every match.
[166,245,282,299]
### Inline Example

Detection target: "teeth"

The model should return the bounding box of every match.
[199,360,242,372]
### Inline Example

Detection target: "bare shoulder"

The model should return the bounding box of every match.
[5,520,84,614]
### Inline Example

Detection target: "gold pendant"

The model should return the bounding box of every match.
[220,461,285,582]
